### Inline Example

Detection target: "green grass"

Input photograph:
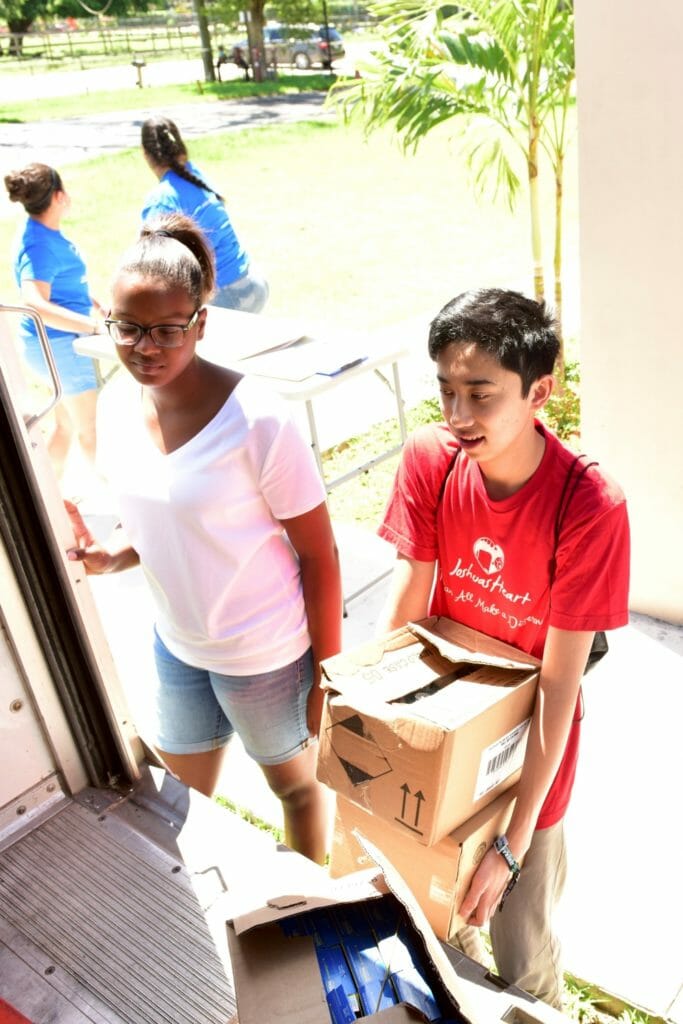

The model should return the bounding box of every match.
[0,73,335,122]
[324,398,441,525]
[0,116,581,339]
[1,103,583,532]
[214,794,284,843]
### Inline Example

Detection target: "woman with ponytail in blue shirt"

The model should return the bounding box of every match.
[140,117,269,314]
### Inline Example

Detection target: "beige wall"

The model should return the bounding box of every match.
[575,1,683,623]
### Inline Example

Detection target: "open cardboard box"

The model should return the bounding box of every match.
[227,839,474,1024]
[330,788,518,943]
[226,837,568,1024]
[317,617,540,846]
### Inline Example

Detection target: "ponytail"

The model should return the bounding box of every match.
[118,213,216,305]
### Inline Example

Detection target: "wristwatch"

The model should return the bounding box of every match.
[493,834,520,911]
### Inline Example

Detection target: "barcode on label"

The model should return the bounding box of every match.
[485,741,517,777]
[473,718,531,801]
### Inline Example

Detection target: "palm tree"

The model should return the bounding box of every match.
[333,0,574,361]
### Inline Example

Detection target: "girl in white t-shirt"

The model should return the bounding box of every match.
[66,213,342,864]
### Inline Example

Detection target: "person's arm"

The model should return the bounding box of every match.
[459,625,594,926]
[280,501,343,737]
[65,500,140,575]
[21,279,102,336]
[376,553,436,635]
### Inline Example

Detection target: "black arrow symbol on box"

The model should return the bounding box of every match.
[395,784,425,836]
[400,782,411,819]
[413,790,425,828]
[399,784,426,826]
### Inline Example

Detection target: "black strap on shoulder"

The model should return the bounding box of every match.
[550,453,608,676]
[436,446,461,507]
[549,454,598,585]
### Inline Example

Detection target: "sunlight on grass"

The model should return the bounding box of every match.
[0,73,335,123]
[0,117,580,337]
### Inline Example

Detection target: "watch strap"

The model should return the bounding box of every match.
[494,834,521,912]
[493,834,520,876]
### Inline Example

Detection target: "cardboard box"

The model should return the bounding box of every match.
[226,839,569,1024]
[330,788,518,942]
[226,842,477,1024]
[317,616,539,846]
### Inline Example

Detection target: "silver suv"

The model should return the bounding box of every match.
[233,24,345,71]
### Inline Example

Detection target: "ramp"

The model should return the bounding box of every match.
[0,798,235,1024]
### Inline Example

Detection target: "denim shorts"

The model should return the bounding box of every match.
[22,333,99,396]
[152,630,315,764]
[212,265,269,314]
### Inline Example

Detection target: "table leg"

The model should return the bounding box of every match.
[391,360,408,443]
[304,398,326,485]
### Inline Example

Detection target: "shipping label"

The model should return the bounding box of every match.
[473,718,530,800]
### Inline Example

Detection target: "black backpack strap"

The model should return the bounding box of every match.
[550,454,607,677]
[549,454,598,585]
[436,446,461,507]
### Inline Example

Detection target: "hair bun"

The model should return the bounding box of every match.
[4,172,29,204]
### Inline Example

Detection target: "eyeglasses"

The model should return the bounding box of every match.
[104,308,201,349]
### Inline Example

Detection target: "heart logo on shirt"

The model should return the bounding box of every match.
[473,537,505,575]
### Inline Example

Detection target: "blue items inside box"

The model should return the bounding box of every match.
[277,893,466,1024]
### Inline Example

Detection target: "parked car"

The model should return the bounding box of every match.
[232,24,345,71]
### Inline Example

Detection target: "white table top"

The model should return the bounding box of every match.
[75,306,410,401]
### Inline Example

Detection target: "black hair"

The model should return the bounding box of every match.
[116,213,216,305]
[4,163,63,215]
[140,116,224,202]
[428,288,560,396]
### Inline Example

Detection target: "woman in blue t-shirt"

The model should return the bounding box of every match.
[140,117,269,314]
[4,163,105,482]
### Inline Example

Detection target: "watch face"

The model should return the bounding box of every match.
[494,836,518,871]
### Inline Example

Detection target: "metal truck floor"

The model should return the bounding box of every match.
[0,770,278,1024]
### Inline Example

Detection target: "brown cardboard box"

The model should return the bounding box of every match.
[330,789,517,942]
[317,616,539,846]
[226,844,476,1024]
[226,839,569,1024]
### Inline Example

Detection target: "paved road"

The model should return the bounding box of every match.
[0,92,332,176]
[0,41,373,175]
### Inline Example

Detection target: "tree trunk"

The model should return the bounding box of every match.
[528,113,545,302]
[191,0,216,83]
[247,0,267,83]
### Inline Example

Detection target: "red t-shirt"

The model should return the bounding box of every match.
[379,421,630,828]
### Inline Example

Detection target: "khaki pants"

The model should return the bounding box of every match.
[454,821,567,1010]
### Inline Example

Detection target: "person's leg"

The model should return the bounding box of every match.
[156,748,227,798]
[451,924,490,967]
[63,388,98,468]
[260,745,328,864]
[152,630,233,797]
[45,402,74,480]
[208,648,326,862]
[489,821,568,1009]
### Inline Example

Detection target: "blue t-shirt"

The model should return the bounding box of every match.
[141,162,249,288]
[13,218,92,343]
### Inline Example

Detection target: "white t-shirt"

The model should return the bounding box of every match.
[97,373,326,674]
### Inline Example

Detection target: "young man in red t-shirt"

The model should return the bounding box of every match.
[378,288,630,1008]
